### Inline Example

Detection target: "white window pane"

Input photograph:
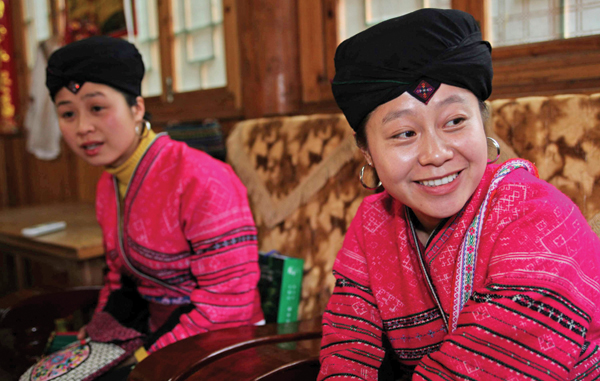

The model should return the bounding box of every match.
[202,24,227,88]
[139,41,162,97]
[365,0,421,25]
[172,0,185,33]
[491,0,562,46]
[172,0,227,92]
[565,0,600,37]
[174,33,202,91]
[133,0,162,97]
[185,0,212,29]
[33,0,50,41]
[212,0,223,23]
[187,26,214,62]
[338,0,451,41]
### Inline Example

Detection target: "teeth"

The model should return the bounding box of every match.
[419,173,459,187]
[84,143,100,150]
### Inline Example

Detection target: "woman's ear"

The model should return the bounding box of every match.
[131,96,146,123]
[359,146,374,167]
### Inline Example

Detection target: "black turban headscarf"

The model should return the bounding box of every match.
[46,36,145,100]
[332,8,493,130]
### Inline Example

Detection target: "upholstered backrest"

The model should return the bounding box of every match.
[227,94,600,320]
[489,94,600,221]
[227,114,369,319]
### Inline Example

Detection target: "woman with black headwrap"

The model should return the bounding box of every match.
[38,36,263,379]
[319,9,600,380]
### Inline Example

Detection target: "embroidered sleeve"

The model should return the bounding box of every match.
[94,176,123,314]
[414,181,600,380]
[147,166,261,353]
[318,208,385,381]
[94,245,122,313]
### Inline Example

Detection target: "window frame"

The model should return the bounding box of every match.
[11,0,243,129]
[145,0,242,124]
[302,0,600,106]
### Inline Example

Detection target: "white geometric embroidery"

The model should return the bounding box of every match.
[473,306,490,321]
[375,289,404,312]
[352,302,368,316]
[538,334,556,351]
[463,359,480,374]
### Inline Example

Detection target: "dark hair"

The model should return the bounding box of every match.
[354,99,490,149]
[120,90,152,122]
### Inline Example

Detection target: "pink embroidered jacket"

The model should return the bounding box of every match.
[95,134,263,353]
[319,161,600,380]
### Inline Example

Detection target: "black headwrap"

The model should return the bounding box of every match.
[332,8,492,130]
[46,36,145,100]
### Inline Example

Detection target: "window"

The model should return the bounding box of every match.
[14,0,242,126]
[133,0,162,97]
[491,0,600,47]
[338,0,451,41]
[171,0,227,92]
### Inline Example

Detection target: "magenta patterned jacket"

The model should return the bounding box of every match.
[319,160,600,380]
[95,133,263,353]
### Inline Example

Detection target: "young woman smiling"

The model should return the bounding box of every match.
[42,36,263,380]
[318,9,600,381]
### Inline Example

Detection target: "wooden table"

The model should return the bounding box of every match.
[0,202,104,294]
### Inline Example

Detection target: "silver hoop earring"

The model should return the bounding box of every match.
[134,124,141,135]
[487,137,501,164]
[142,120,151,137]
[360,165,382,190]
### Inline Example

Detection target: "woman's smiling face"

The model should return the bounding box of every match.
[361,84,488,232]
[55,82,144,168]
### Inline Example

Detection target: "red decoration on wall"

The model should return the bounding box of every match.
[0,0,18,133]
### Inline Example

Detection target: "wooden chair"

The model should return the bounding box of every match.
[129,317,322,381]
[0,287,100,379]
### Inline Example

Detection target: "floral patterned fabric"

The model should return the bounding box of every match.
[20,341,126,381]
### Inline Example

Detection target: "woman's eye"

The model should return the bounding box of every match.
[61,111,74,119]
[395,131,416,139]
[446,118,465,127]
[91,106,104,112]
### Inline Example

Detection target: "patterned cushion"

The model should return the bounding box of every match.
[489,94,600,221]
[227,114,371,319]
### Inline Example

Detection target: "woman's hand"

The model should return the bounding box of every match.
[77,325,88,340]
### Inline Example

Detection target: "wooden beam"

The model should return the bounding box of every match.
[452,0,490,41]
[223,0,242,110]
[156,0,174,104]
[298,0,330,104]
[237,0,301,118]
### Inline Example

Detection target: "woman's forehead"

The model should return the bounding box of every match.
[54,82,117,104]
[373,84,478,123]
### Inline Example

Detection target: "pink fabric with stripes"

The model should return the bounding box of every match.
[94,135,263,353]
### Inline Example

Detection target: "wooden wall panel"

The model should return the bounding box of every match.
[1,135,101,208]
[75,157,104,204]
[238,0,302,118]
[491,35,600,99]
[0,140,8,208]
[4,136,76,206]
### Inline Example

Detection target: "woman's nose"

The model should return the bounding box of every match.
[76,115,95,135]
[418,131,453,167]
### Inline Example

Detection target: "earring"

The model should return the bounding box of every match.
[134,124,141,135]
[360,165,382,190]
[487,137,501,164]
[142,120,151,137]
